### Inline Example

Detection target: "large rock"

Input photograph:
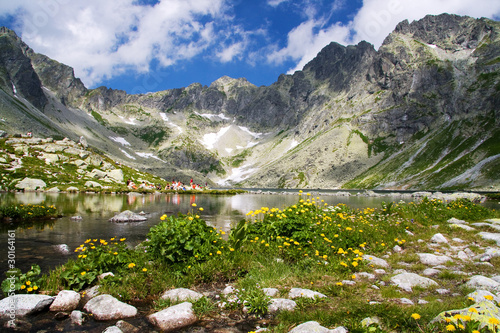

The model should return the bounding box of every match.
[15,177,47,191]
[465,275,500,292]
[289,288,327,300]
[107,169,124,183]
[430,233,448,244]
[49,290,80,312]
[467,290,500,304]
[432,301,500,332]
[160,288,203,302]
[362,254,390,268]
[70,310,85,325]
[109,210,147,223]
[147,302,197,332]
[0,295,54,317]
[417,253,453,266]
[289,321,348,333]
[83,294,137,320]
[90,169,107,179]
[268,298,297,313]
[85,181,103,188]
[478,232,500,246]
[390,273,438,292]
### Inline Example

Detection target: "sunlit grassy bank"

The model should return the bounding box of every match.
[3,194,500,332]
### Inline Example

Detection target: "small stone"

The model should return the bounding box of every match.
[83,294,137,321]
[447,217,466,224]
[418,299,429,304]
[465,275,500,292]
[289,321,346,333]
[102,326,123,333]
[161,288,203,302]
[390,273,438,291]
[50,290,80,312]
[430,233,448,243]
[70,310,84,325]
[147,302,197,332]
[356,272,376,280]
[417,253,453,266]
[54,312,69,320]
[423,268,440,277]
[362,254,389,268]
[436,289,450,295]
[341,280,356,286]
[268,299,297,313]
[222,285,235,295]
[109,210,147,223]
[262,288,279,297]
[399,298,414,305]
[115,320,140,333]
[289,288,327,300]
[457,251,469,261]
[53,244,71,255]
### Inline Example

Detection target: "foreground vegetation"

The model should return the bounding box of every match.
[3,195,500,332]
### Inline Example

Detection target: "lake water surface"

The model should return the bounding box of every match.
[1,190,498,277]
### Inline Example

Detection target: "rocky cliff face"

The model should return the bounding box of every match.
[0,14,499,190]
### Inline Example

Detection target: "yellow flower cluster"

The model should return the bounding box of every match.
[20,280,39,293]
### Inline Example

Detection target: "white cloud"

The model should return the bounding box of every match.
[267,19,351,73]
[0,0,227,86]
[2,0,500,89]
[216,41,245,62]
[267,0,289,8]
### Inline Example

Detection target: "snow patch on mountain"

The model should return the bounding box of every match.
[136,152,163,161]
[217,164,259,186]
[110,137,131,146]
[160,112,183,133]
[118,116,137,125]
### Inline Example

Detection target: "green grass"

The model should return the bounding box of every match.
[7,195,498,332]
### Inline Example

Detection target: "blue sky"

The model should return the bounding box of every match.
[1,0,499,94]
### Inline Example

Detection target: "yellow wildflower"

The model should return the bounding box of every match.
[128,263,136,268]
[446,324,456,331]
[142,268,147,272]
[411,313,421,320]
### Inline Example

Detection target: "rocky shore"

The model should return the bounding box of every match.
[1,217,499,332]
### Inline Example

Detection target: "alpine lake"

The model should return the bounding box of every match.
[1,189,499,276]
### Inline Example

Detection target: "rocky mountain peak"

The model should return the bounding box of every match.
[0,14,499,190]
[386,14,495,50]
[210,76,255,91]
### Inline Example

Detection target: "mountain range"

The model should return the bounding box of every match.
[0,13,499,190]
